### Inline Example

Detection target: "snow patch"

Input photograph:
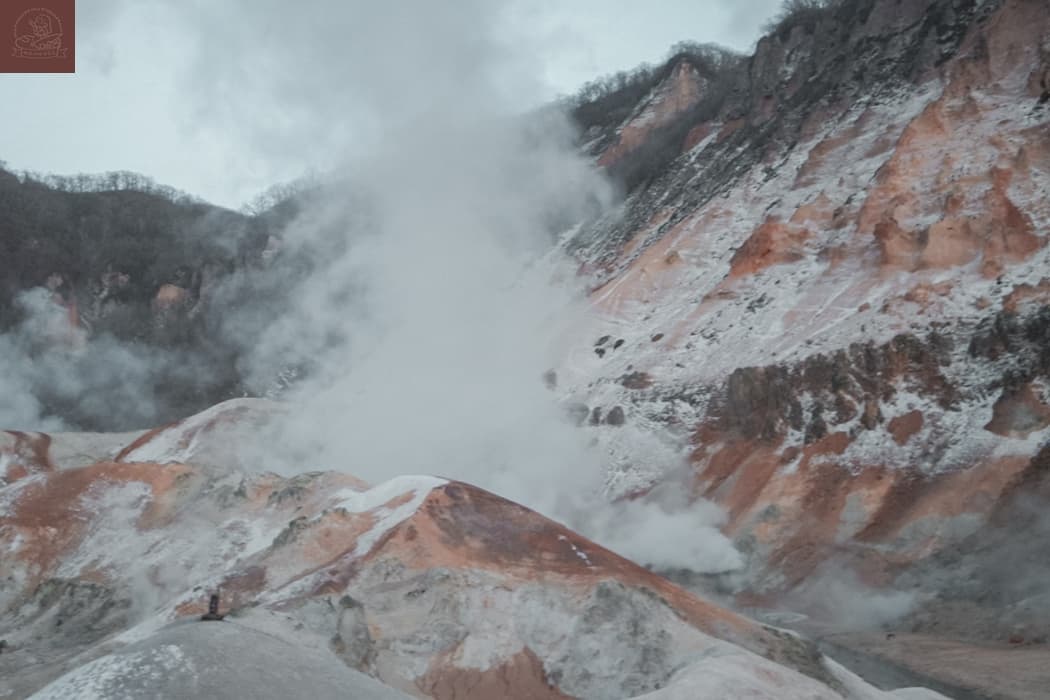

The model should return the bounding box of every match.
[326,475,447,555]
[557,534,593,567]
[28,645,195,700]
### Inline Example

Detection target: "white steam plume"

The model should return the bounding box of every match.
[152,0,739,573]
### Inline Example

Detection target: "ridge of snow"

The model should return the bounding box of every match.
[327,475,447,557]
[120,398,271,465]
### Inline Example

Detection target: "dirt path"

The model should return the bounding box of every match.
[817,632,1050,700]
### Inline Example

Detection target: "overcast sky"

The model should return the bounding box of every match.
[0,1,782,208]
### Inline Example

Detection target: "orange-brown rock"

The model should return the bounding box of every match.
[1,430,53,483]
[152,283,189,310]
[729,218,810,278]
[417,647,570,700]
[597,62,704,168]
[887,410,924,445]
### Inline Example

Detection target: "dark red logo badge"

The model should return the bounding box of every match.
[1,1,75,73]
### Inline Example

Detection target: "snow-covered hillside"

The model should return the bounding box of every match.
[553,0,1050,653]
[0,400,949,699]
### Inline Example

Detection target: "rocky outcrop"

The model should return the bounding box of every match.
[595,62,706,170]
[569,0,1010,272]
[714,332,956,442]
[678,306,1049,596]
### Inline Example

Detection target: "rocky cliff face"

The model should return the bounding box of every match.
[0,401,944,699]
[557,0,1050,649]
[0,170,311,431]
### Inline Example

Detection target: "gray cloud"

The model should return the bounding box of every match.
[0,1,783,207]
